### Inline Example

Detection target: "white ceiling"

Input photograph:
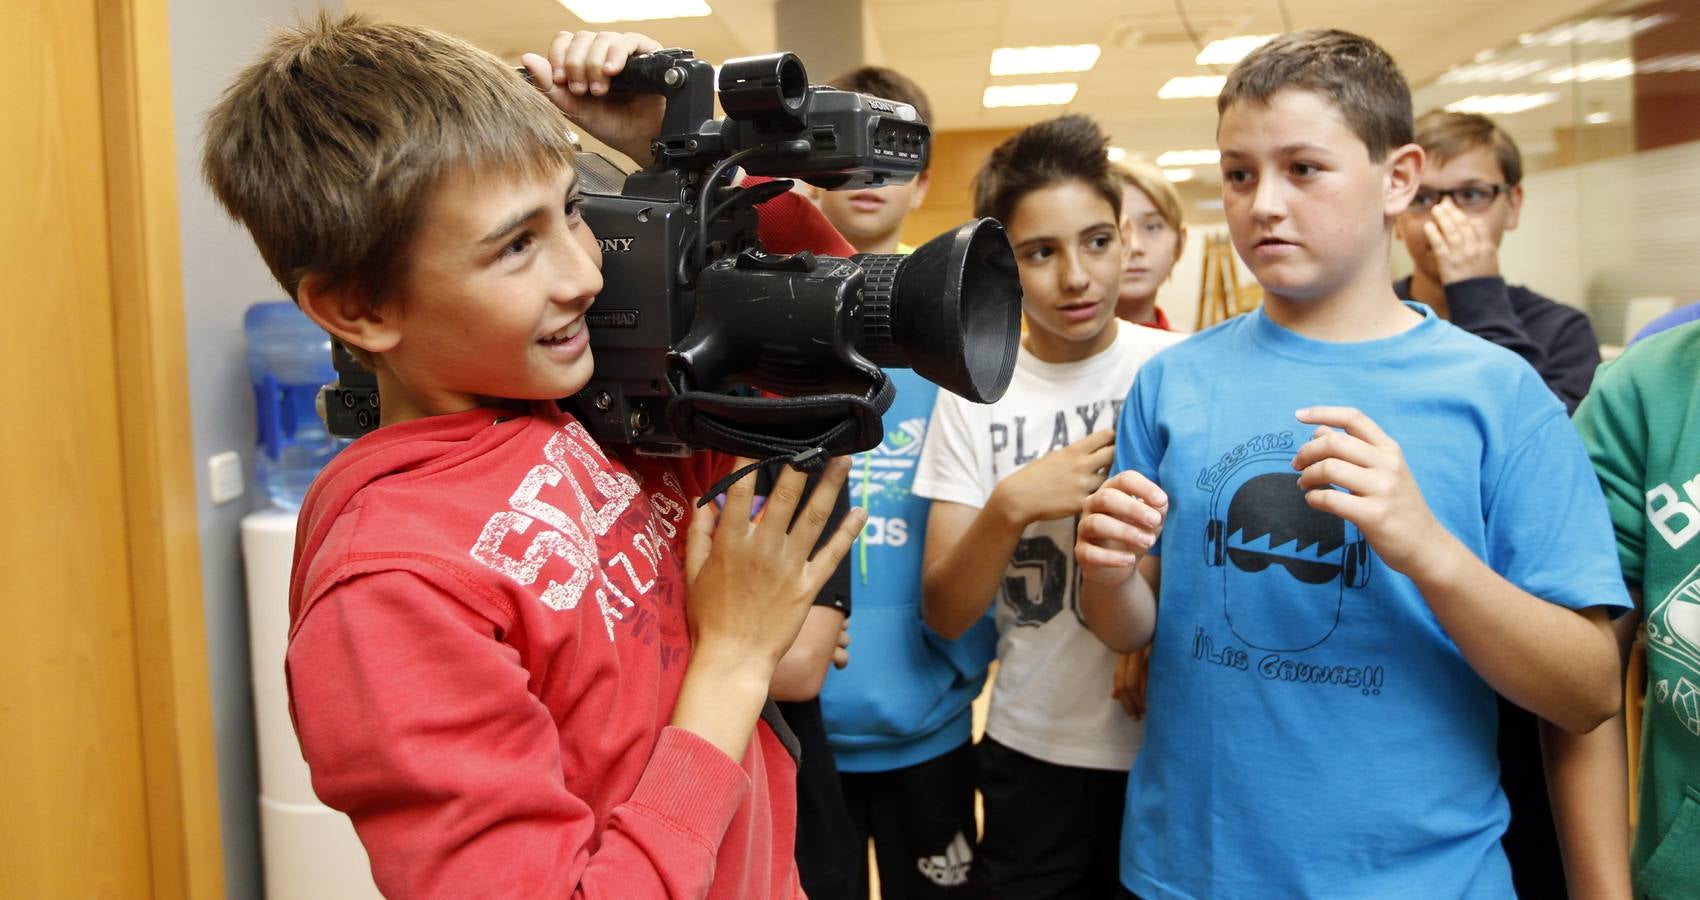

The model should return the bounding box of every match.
[348,0,1630,178]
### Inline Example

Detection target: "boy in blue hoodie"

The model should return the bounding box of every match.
[814,66,999,899]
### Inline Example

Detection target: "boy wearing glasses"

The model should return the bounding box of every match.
[1395,110,1600,414]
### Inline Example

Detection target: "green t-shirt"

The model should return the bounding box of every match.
[1575,321,1700,897]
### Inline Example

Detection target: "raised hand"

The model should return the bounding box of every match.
[991,429,1117,528]
[1290,406,1449,576]
[1423,200,1501,285]
[521,30,666,165]
[1075,468,1168,588]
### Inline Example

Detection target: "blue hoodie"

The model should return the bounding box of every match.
[818,368,998,773]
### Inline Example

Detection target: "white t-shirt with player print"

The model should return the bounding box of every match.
[913,320,1183,770]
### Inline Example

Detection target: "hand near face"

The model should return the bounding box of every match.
[521,31,665,165]
[1422,201,1501,285]
[1290,407,1450,576]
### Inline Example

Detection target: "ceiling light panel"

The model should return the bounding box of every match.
[1158,75,1227,99]
[1517,14,1672,47]
[1437,60,1551,84]
[1195,35,1275,66]
[557,0,711,23]
[1163,167,1196,182]
[1544,58,1635,83]
[1445,93,1559,115]
[990,44,1102,76]
[982,83,1079,108]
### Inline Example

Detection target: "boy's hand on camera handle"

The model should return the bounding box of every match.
[521,30,665,165]
[1075,469,1167,588]
[1423,200,1499,285]
[1291,407,1450,576]
[684,456,866,679]
[993,428,1117,527]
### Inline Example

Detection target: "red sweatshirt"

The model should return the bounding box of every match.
[288,405,803,898]
[285,188,848,898]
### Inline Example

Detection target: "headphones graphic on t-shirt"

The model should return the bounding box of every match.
[1202,451,1371,590]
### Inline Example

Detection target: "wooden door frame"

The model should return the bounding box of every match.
[98,0,227,895]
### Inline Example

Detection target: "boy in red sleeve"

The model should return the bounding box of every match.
[203,15,864,897]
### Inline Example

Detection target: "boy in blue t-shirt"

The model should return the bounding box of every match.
[1074,29,1632,898]
[813,66,999,899]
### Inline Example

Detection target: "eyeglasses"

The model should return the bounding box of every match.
[1407,183,1510,214]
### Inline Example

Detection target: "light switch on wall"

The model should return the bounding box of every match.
[209,450,245,505]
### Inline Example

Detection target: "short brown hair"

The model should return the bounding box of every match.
[1113,161,1184,233]
[972,115,1120,225]
[1218,28,1413,162]
[1413,109,1523,186]
[827,65,934,127]
[202,12,575,310]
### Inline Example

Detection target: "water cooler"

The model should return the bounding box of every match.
[242,300,379,897]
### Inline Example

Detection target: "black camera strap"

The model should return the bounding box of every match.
[671,380,895,505]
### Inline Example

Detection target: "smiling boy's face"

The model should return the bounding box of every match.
[1218,89,1417,307]
[369,163,604,424]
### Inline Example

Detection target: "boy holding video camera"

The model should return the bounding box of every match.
[204,16,871,897]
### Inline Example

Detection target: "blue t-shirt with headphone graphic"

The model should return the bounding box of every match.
[1202,449,1370,653]
[1110,303,1630,899]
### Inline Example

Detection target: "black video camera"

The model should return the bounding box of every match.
[323,48,1023,460]
[569,48,1021,460]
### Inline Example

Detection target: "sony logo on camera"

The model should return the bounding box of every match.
[597,237,636,253]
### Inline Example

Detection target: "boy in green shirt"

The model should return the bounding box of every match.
[1574,321,1700,897]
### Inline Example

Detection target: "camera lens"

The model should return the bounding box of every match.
[854,218,1022,404]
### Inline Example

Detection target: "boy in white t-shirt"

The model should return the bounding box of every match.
[911,114,1182,896]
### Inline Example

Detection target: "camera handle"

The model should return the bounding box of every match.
[668,377,895,503]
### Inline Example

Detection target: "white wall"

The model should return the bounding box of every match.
[167,2,341,896]
[1500,140,1700,344]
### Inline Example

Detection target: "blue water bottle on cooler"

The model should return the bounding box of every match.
[244,301,347,508]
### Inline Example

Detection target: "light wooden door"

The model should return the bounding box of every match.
[1,0,223,896]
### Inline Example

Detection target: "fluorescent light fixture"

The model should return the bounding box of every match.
[1437,59,1550,84]
[982,83,1079,108]
[1584,111,1614,125]
[1518,14,1672,47]
[1163,167,1196,182]
[1156,148,1220,167]
[1107,146,1128,162]
[1445,93,1559,115]
[1158,75,1227,99]
[1545,58,1635,83]
[557,0,711,23]
[990,44,1101,76]
[1195,35,1274,66]
[1641,52,1700,73]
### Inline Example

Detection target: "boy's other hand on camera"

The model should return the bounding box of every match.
[1423,201,1501,285]
[991,429,1116,528]
[683,456,865,685]
[1075,468,1167,588]
[522,31,665,165]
